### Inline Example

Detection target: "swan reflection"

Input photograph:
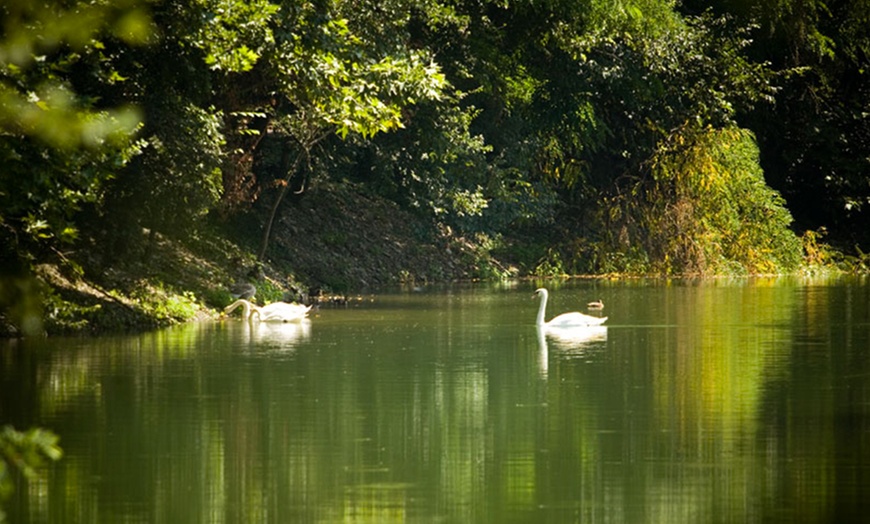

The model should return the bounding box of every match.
[251,320,311,346]
[544,325,607,347]
[536,324,608,369]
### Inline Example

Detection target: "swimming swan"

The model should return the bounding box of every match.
[534,288,607,327]
[255,301,312,322]
[225,298,257,319]
[225,299,311,323]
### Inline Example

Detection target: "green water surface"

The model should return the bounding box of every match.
[2,277,869,523]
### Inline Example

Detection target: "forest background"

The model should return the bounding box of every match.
[1,0,869,336]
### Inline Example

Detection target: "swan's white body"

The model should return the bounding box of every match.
[255,301,311,322]
[534,288,607,327]
[543,324,608,345]
[225,299,311,323]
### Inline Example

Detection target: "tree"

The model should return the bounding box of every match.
[400,0,796,273]
[681,0,870,249]
[598,126,803,274]
[0,0,152,333]
[0,0,150,257]
[205,0,449,260]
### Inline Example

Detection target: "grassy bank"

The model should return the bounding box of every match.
[1,182,505,336]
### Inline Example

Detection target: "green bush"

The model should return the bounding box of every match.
[598,126,803,275]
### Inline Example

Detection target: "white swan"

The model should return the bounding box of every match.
[534,288,607,327]
[225,298,258,319]
[225,299,311,323]
[255,301,311,322]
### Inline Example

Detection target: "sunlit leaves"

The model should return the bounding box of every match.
[0,0,151,67]
[275,14,446,141]
[192,0,280,72]
[0,0,835,279]
[584,0,683,39]
[353,93,494,232]
[640,126,803,274]
[0,84,142,150]
[0,0,150,149]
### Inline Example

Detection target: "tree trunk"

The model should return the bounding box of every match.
[257,149,306,261]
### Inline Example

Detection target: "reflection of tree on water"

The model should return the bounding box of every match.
[10,281,870,523]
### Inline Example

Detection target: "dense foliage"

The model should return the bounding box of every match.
[682,0,870,249]
[2,0,868,295]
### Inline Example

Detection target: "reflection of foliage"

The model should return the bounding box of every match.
[6,280,869,520]
[0,426,62,523]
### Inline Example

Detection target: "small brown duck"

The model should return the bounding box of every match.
[586,299,604,310]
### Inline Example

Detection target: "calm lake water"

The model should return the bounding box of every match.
[2,277,870,523]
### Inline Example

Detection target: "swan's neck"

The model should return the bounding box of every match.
[227,299,258,320]
[536,291,548,326]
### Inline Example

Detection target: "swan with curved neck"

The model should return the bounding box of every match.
[225,299,259,320]
[534,288,607,327]
[225,299,311,322]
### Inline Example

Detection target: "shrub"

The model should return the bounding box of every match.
[598,126,803,275]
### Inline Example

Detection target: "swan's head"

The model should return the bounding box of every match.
[225,299,255,316]
[533,288,548,299]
